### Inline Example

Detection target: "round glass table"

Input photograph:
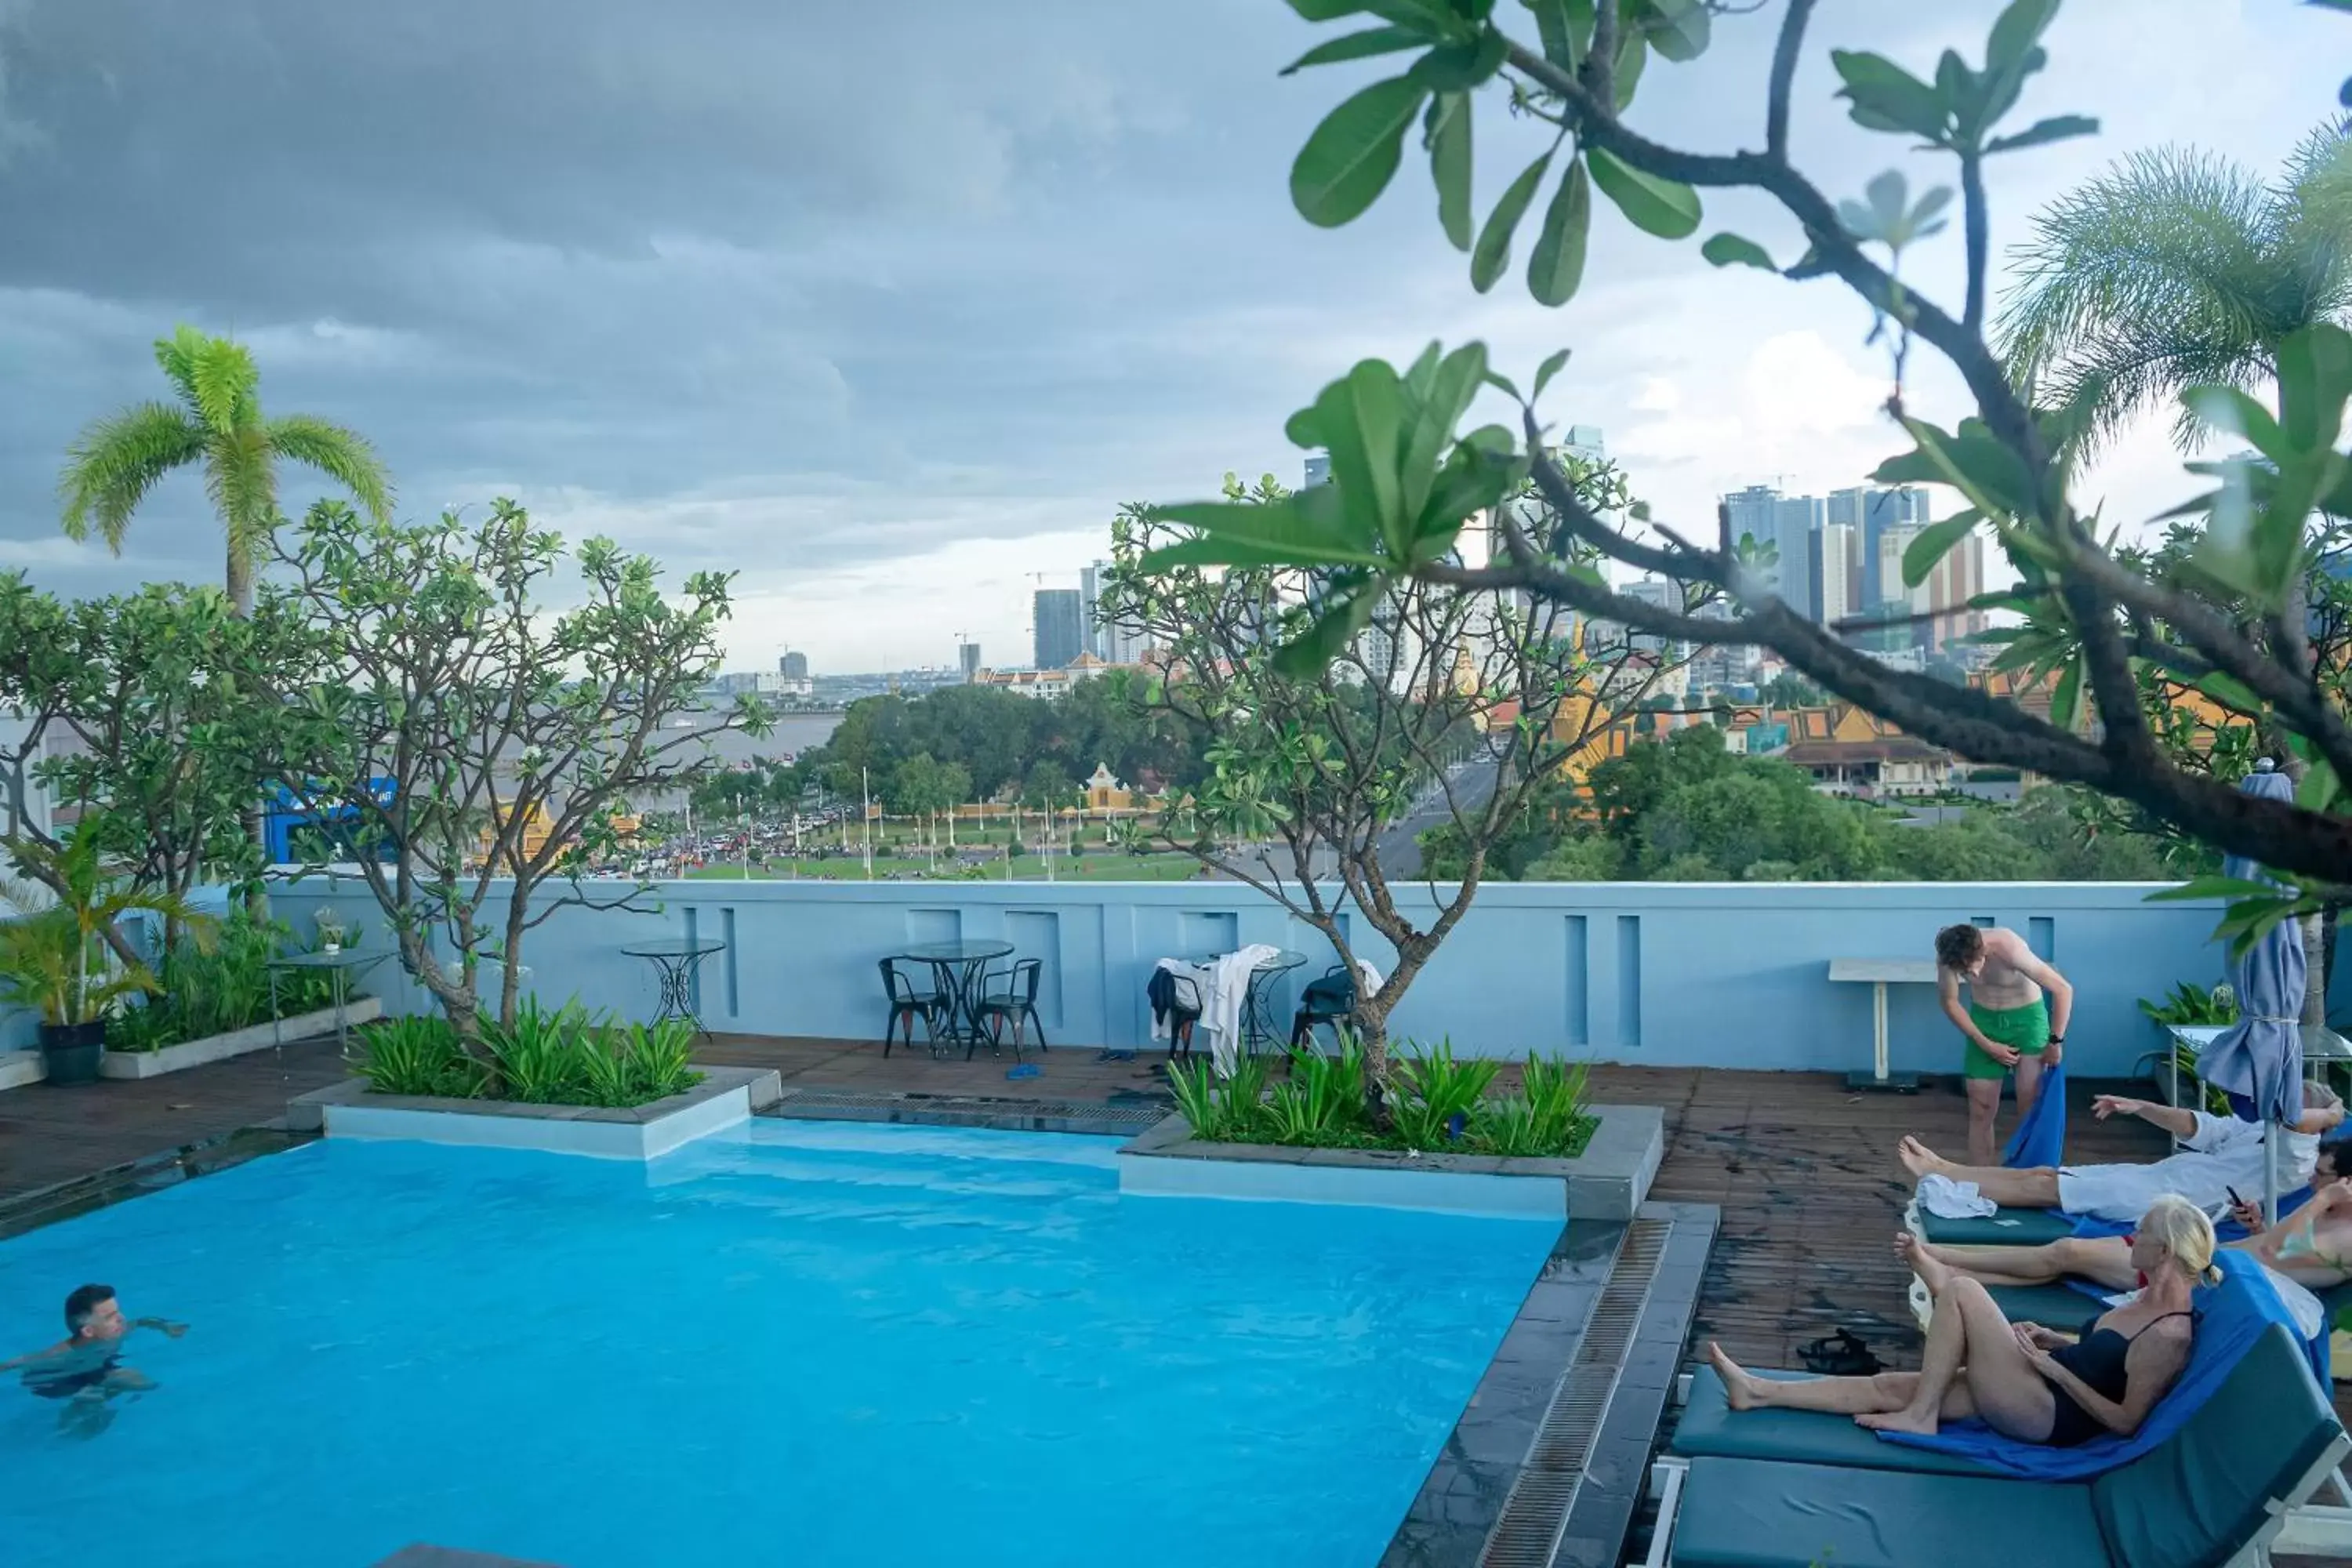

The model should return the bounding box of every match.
[619,938,728,1036]
[891,939,1015,1053]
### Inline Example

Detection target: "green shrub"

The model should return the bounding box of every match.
[352,1001,702,1108]
[108,911,356,1052]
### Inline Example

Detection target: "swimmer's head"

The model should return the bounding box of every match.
[64,1283,123,1341]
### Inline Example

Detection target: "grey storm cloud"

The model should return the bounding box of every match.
[0,0,1373,590]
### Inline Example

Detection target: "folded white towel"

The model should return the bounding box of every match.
[1918,1174,1998,1219]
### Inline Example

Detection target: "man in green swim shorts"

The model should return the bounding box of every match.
[1934,924,2074,1166]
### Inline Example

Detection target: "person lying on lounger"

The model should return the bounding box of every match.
[1902,1153,2352,1340]
[1897,1083,2347,1222]
[1708,1196,2215,1444]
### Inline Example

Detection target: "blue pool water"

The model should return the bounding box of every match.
[1,1121,1559,1568]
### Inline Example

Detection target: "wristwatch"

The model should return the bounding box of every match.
[2048,1034,2065,1046]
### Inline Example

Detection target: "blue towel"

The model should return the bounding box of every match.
[2067,1181,2313,1242]
[2003,1062,2067,1169]
[1878,1253,2318,1478]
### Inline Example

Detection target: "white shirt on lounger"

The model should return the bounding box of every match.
[2055,1111,2318,1223]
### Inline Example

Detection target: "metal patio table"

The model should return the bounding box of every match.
[620,938,729,1037]
[892,938,1016,1054]
[1233,948,1307,1055]
[268,948,394,1057]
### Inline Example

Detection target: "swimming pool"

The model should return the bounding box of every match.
[2,1120,1559,1568]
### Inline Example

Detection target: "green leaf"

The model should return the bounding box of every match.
[2194,670,2263,715]
[1830,50,1950,141]
[1531,347,1572,405]
[1483,369,1523,401]
[1472,151,1553,292]
[1521,0,1594,71]
[1280,25,1425,74]
[1426,93,1473,251]
[2274,322,2352,456]
[1901,510,1980,589]
[1984,114,2100,154]
[1700,231,1776,270]
[1272,592,1381,680]
[2147,874,2293,904]
[1526,158,1592,306]
[1290,75,1431,227]
[1587,147,1700,239]
[2048,654,2082,734]
[2182,384,2287,463]
[1985,0,2061,77]
[2299,759,2341,816]
[1410,31,1508,90]
[1613,27,1648,111]
[1634,0,1710,62]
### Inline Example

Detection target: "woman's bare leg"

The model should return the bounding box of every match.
[1708,1344,1979,1421]
[1857,1277,2057,1440]
[1907,1235,2131,1290]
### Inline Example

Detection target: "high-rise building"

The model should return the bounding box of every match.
[1080,561,1109,659]
[1304,453,1330,490]
[779,650,810,681]
[1830,486,1933,610]
[1924,525,1987,653]
[959,642,982,682]
[1773,495,1825,621]
[1813,523,1860,628]
[1033,589,1085,670]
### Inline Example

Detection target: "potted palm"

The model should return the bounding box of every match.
[0,817,216,1084]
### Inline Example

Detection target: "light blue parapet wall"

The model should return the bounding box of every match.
[283,877,2248,1078]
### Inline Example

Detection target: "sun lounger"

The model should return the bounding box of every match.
[1672,1367,1998,1478]
[1915,1205,2076,1246]
[1658,1323,2346,1568]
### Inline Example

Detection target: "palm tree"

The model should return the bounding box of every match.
[1998,118,2352,453]
[59,325,394,615]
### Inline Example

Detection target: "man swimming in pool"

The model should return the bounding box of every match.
[2,1284,186,1438]
[1935,924,2074,1166]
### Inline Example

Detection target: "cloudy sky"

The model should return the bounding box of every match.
[0,1,2339,672]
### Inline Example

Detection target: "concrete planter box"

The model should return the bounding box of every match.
[98,998,385,1080]
[287,1065,784,1161]
[0,1048,43,1091]
[1116,1103,1664,1221]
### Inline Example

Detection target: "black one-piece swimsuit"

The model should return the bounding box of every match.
[2042,1310,2193,1446]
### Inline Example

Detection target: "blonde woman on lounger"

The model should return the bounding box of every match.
[1708,1196,2215,1444]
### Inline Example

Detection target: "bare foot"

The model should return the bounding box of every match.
[1857,1406,1940,1437]
[1898,1136,1946,1181]
[1706,1341,1765,1412]
[1894,1232,1954,1296]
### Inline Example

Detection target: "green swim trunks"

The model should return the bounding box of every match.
[1964,998,2050,1079]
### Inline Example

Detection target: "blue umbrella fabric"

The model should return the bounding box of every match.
[2003,1061,2067,1168]
[2195,761,2307,1129]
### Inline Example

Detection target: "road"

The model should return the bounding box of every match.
[1374,756,1501,880]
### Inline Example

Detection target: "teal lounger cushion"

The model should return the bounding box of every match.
[1668,1456,2109,1568]
[1918,1207,2074,1245]
[1671,1367,1996,1477]
[2089,1323,2341,1568]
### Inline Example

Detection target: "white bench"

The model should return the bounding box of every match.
[1827,957,1939,1091]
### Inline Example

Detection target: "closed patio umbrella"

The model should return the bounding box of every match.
[2193,760,2305,1220]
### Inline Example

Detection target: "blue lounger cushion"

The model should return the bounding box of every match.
[1668,1456,2108,1568]
[1917,1206,2074,1245]
[1671,1368,1997,1477]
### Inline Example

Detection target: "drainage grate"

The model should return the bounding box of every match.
[1479,1217,1671,1568]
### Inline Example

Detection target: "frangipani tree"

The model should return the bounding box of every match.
[1152,0,2352,954]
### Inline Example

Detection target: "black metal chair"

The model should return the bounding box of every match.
[974,957,1047,1060]
[880,959,946,1056]
[1290,964,1356,1053]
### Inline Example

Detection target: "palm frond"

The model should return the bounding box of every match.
[154,325,259,436]
[2265,116,2352,330]
[205,421,279,569]
[268,413,394,523]
[1997,144,2281,452]
[58,401,207,552]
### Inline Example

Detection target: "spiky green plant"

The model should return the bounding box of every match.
[0,815,217,1026]
[1999,118,2352,454]
[1389,1037,1499,1150]
[60,325,393,615]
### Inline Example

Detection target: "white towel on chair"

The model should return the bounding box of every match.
[1918,1174,1998,1219]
